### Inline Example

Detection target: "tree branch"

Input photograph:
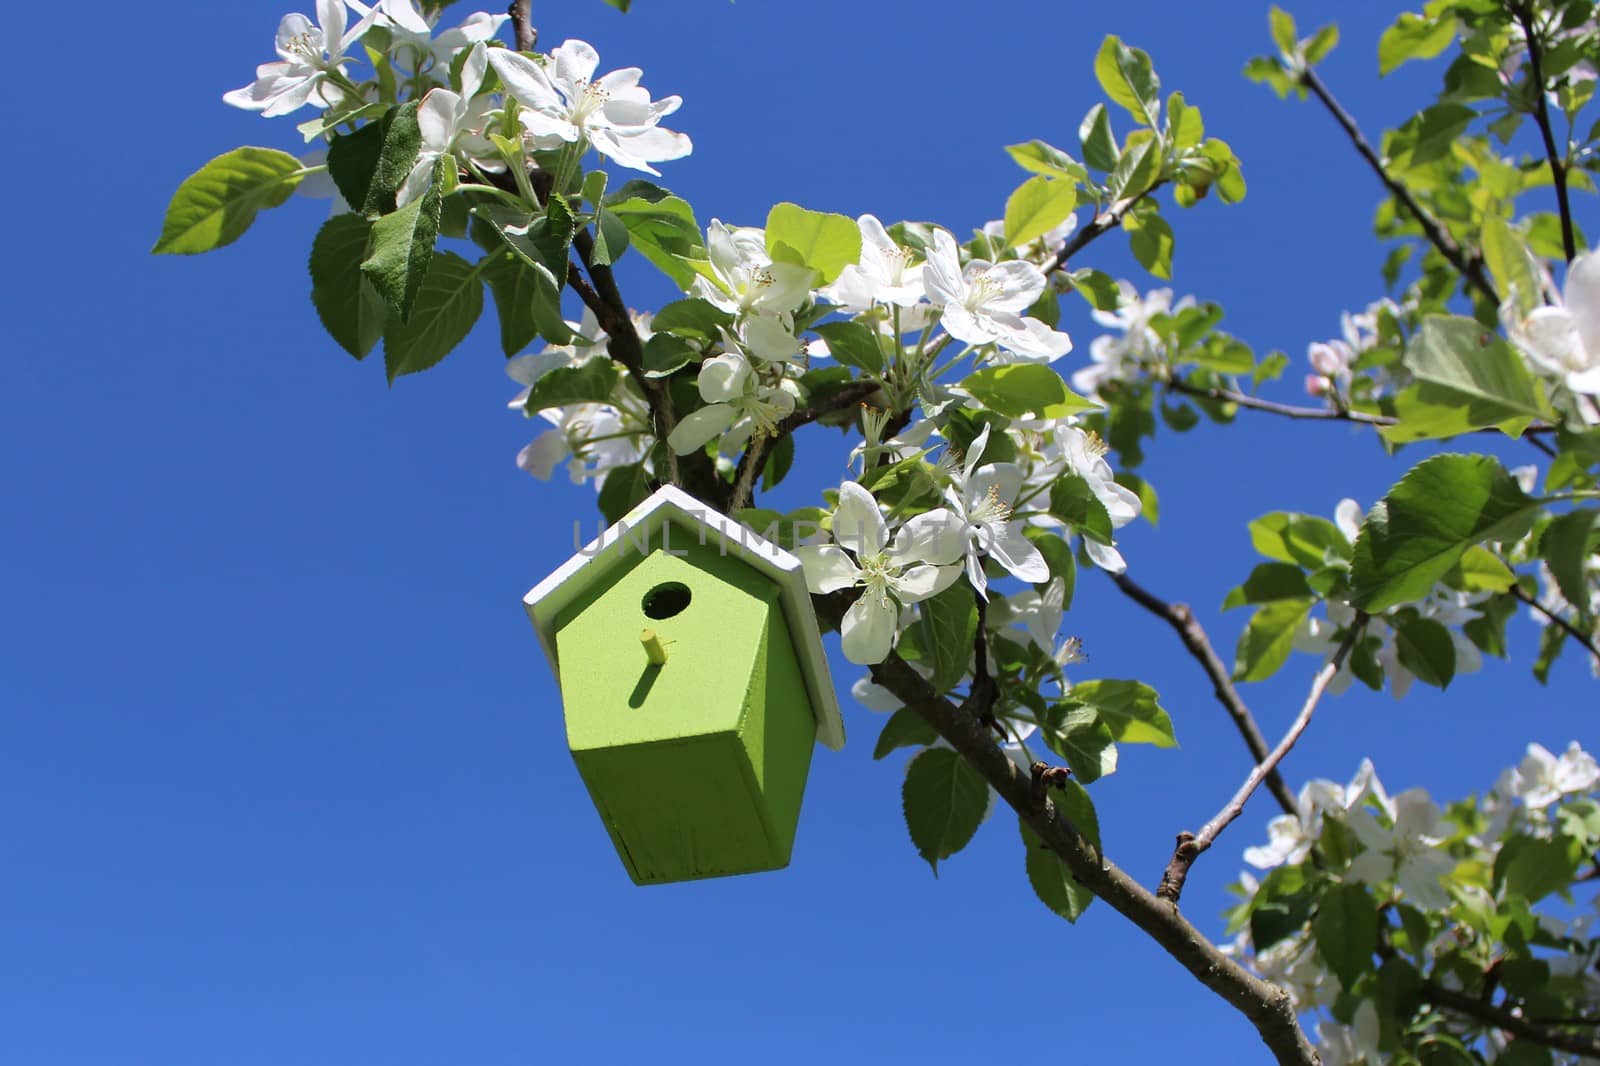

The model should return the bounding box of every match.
[1513,2,1577,263]
[1167,377,1560,459]
[1299,68,1499,306]
[1158,617,1366,902]
[1046,184,1164,275]
[1109,571,1299,818]
[507,0,536,52]
[1510,583,1600,666]
[1421,983,1600,1059]
[820,593,1316,1065]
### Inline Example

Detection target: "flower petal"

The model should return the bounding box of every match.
[794,544,863,594]
[833,482,889,556]
[841,592,897,664]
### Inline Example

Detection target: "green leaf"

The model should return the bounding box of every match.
[1065,268,1121,311]
[765,202,858,284]
[1234,598,1315,682]
[1166,91,1203,148]
[309,214,388,359]
[325,121,385,211]
[1021,818,1094,922]
[641,333,695,378]
[1079,104,1119,172]
[1312,882,1379,986]
[1003,176,1078,248]
[1095,36,1161,126]
[1268,6,1298,56]
[1065,679,1176,747]
[902,747,989,874]
[482,248,572,353]
[1483,217,1542,316]
[651,298,734,342]
[361,157,444,320]
[1250,512,1349,567]
[959,365,1099,419]
[917,581,979,695]
[1381,316,1551,442]
[361,100,422,217]
[1049,476,1115,545]
[1107,136,1160,201]
[1304,24,1340,65]
[1125,211,1174,279]
[813,320,884,374]
[1495,833,1580,903]
[1448,545,1517,594]
[597,463,651,525]
[873,709,938,759]
[1541,509,1598,616]
[1378,12,1457,76]
[1222,562,1313,609]
[1056,778,1100,851]
[522,359,623,413]
[1351,454,1541,612]
[152,147,305,255]
[607,182,706,289]
[1025,528,1076,608]
[1040,705,1117,784]
[381,251,483,381]
[1004,140,1089,183]
[1392,614,1457,688]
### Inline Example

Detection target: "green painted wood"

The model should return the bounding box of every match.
[552,530,817,883]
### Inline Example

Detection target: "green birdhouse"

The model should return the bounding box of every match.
[525,485,845,885]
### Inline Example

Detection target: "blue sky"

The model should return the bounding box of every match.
[3,1,1594,1062]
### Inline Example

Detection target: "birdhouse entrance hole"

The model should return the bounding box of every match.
[641,582,691,619]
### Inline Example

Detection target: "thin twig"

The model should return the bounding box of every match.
[507,0,536,51]
[1046,184,1164,275]
[1421,983,1600,1059]
[1158,617,1367,902]
[1300,68,1499,306]
[1109,572,1299,818]
[1511,584,1600,666]
[1513,2,1577,263]
[1167,378,1560,459]
[728,433,768,514]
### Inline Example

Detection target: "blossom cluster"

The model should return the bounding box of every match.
[1226,744,1600,1064]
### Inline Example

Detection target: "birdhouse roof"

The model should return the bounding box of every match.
[524,485,845,751]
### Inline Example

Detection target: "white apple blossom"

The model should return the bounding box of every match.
[224,1,377,117]
[922,229,1072,362]
[1496,741,1600,811]
[516,402,650,487]
[795,483,966,664]
[694,221,815,318]
[1504,250,1600,421]
[1315,1001,1382,1066]
[488,40,691,176]
[396,44,493,206]
[992,579,1066,652]
[941,426,1049,597]
[1057,427,1142,574]
[665,351,797,455]
[1071,282,1191,397]
[1342,787,1455,909]
[824,215,927,312]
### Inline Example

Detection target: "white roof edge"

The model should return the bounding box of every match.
[523,484,845,751]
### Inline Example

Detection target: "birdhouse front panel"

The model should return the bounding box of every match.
[551,530,817,883]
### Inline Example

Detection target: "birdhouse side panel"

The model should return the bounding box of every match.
[732,600,816,865]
